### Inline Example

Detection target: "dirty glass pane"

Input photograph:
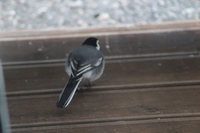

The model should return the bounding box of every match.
[0,1,200,132]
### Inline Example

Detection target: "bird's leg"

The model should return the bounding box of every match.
[77,80,92,92]
[85,80,92,87]
[76,87,83,91]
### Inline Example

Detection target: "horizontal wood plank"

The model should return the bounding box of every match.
[8,85,200,125]
[0,21,200,63]
[1,20,200,39]
[3,55,200,93]
[12,118,200,133]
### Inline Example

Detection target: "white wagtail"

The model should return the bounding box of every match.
[56,37,105,108]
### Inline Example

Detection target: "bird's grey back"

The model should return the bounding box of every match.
[69,45,103,65]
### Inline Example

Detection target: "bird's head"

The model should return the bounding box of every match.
[82,37,100,50]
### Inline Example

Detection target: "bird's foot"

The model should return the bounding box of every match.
[77,86,89,92]
[84,81,92,87]
[77,81,93,92]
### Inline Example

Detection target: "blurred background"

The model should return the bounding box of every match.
[0,0,199,31]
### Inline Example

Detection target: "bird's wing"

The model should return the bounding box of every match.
[70,60,93,77]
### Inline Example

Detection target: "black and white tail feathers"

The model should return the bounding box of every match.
[56,60,93,108]
[56,76,82,108]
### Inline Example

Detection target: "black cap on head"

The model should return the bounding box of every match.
[82,37,100,50]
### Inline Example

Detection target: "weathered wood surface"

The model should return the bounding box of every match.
[2,20,200,132]
[1,20,200,63]
[1,20,200,39]
[8,86,200,123]
[3,56,200,93]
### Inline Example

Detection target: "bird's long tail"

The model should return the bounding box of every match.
[56,76,82,108]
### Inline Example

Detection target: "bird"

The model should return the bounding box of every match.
[56,37,105,108]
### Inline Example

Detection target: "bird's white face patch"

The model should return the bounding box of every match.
[96,40,100,50]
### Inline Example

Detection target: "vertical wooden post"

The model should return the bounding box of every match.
[0,60,11,133]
